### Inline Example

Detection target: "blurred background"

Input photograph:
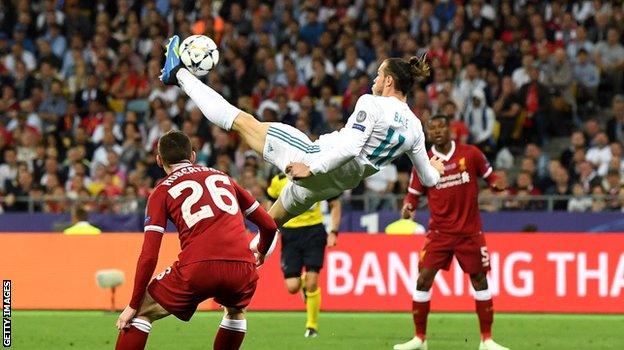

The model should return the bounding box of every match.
[1,1,624,349]
[1,0,624,227]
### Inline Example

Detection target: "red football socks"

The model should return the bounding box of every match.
[115,318,151,350]
[412,290,432,340]
[412,300,430,340]
[213,318,246,350]
[474,289,494,340]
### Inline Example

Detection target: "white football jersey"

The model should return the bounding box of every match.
[309,94,440,188]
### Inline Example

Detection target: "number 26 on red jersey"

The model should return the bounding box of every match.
[167,174,238,228]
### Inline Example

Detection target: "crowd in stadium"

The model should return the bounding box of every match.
[1,0,624,213]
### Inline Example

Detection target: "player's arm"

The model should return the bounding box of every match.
[304,95,378,176]
[233,180,278,255]
[327,196,342,247]
[402,168,424,219]
[407,122,443,187]
[474,147,505,190]
[127,188,168,312]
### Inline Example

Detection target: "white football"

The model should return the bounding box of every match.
[179,35,220,77]
[249,230,280,262]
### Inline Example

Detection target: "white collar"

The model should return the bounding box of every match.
[171,162,192,172]
[431,141,456,162]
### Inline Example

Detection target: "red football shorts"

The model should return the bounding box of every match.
[419,231,491,274]
[147,260,258,321]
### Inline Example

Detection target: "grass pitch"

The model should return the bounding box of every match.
[10,311,624,349]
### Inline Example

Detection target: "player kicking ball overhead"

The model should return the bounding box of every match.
[115,130,278,350]
[393,115,509,350]
[160,35,444,226]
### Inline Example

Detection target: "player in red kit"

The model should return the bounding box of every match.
[114,130,278,350]
[393,115,509,350]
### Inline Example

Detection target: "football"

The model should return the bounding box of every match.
[179,35,220,77]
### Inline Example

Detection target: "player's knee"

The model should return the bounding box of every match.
[225,307,246,320]
[305,272,319,292]
[470,273,488,290]
[285,278,301,294]
[416,273,435,291]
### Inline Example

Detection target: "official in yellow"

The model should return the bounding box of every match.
[266,174,341,338]
[63,207,102,235]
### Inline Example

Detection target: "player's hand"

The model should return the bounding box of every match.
[402,203,415,219]
[254,252,266,268]
[116,306,137,330]
[286,162,312,180]
[327,232,338,247]
[429,156,445,175]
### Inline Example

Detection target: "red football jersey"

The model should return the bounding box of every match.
[130,163,277,309]
[144,164,258,265]
[129,162,277,309]
[406,142,494,235]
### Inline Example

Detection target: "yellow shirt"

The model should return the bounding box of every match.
[63,221,102,235]
[267,175,324,228]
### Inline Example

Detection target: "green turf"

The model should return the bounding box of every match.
[10,310,624,349]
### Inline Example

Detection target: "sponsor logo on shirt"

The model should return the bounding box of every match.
[352,123,366,132]
[435,171,471,189]
[356,110,367,122]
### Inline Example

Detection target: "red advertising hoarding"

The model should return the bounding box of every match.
[251,234,624,313]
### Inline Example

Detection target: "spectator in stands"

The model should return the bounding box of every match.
[546,165,572,211]
[568,183,593,212]
[505,170,542,211]
[462,89,495,160]
[0,148,18,192]
[492,76,521,151]
[454,62,486,111]
[591,185,607,212]
[3,166,33,211]
[586,132,612,176]
[518,64,550,145]
[574,49,600,115]
[561,131,587,172]
[594,28,624,95]
[603,168,622,211]
[567,26,595,59]
[606,95,624,144]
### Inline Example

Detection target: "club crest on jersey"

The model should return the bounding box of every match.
[356,110,366,122]
[459,157,467,171]
[352,123,366,132]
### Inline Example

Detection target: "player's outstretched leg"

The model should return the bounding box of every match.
[214,307,247,350]
[394,268,437,350]
[471,273,510,350]
[115,292,170,350]
[161,36,269,154]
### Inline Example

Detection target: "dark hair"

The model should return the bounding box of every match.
[157,130,193,166]
[428,114,450,125]
[72,206,89,221]
[383,54,431,95]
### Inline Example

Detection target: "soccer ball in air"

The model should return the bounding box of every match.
[179,35,219,77]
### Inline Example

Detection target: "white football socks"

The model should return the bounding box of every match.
[219,318,247,333]
[176,68,241,131]
[130,318,152,333]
